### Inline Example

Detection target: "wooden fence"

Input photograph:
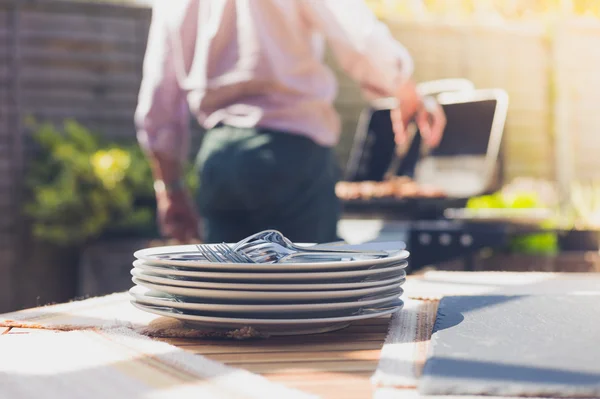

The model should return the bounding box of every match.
[0,0,152,311]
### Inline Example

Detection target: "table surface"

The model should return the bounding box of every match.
[0,317,389,398]
[3,271,599,399]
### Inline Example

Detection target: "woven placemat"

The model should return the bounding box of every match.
[371,298,439,389]
[0,292,265,339]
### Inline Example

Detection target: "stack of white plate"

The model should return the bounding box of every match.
[130,242,408,336]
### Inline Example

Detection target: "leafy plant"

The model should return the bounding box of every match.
[24,118,197,246]
[466,182,558,255]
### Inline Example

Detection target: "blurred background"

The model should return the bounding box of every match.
[2,0,600,313]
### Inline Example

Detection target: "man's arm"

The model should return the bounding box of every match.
[135,4,200,241]
[135,4,190,184]
[300,0,445,147]
[300,0,414,99]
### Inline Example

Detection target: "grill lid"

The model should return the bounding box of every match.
[344,87,509,199]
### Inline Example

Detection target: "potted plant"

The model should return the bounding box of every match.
[465,179,559,257]
[22,118,197,302]
[450,178,559,272]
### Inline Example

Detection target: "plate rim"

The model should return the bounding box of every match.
[130,300,404,325]
[130,267,406,290]
[132,277,403,300]
[129,285,404,312]
[133,243,409,271]
[131,259,408,280]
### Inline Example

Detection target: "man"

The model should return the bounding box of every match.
[135,0,446,244]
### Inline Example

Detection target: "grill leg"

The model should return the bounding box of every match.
[464,254,476,272]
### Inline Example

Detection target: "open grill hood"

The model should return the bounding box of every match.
[340,82,509,220]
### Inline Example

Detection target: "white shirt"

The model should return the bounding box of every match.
[135,0,414,161]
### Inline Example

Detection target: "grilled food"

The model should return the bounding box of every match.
[335,177,446,200]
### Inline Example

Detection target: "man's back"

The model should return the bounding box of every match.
[136,0,413,156]
[179,0,338,145]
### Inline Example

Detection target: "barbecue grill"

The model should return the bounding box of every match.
[338,79,532,272]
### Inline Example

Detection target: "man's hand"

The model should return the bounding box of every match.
[156,189,202,243]
[415,96,446,148]
[391,79,446,148]
[145,152,202,243]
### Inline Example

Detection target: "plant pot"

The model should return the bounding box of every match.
[13,239,81,311]
[558,229,600,252]
[77,237,158,298]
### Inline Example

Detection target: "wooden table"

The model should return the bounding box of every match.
[0,317,389,398]
[3,271,599,399]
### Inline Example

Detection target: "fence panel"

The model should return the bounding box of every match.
[554,21,600,182]
[0,0,152,312]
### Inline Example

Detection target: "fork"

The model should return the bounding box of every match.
[238,241,350,264]
[196,244,227,262]
[214,243,254,263]
[199,242,350,264]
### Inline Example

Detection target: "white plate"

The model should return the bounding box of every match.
[132,259,408,282]
[131,267,406,291]
[132,277,402,303]
[130,300,403,336]
[129,285,403,314]
[133,243,409,271]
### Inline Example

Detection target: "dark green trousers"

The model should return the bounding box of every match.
[195,125,341,244]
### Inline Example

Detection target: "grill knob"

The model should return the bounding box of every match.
[439,234,452,246]
[460,234,473,247]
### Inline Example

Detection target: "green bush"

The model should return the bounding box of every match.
[24,118,197,246]
[466,190,558,256]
